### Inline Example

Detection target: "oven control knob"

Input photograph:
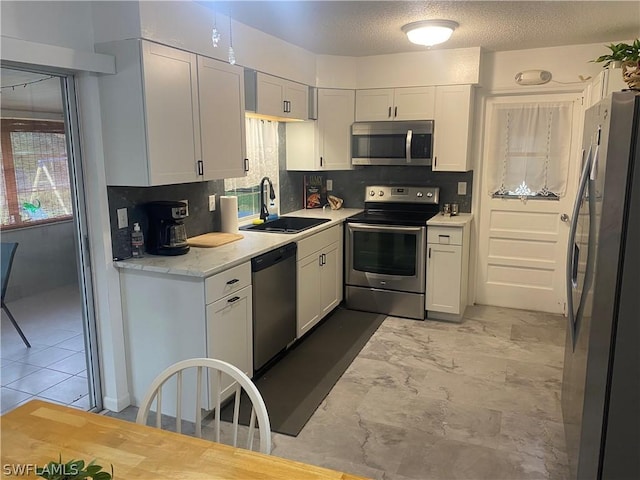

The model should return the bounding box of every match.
[416,192,423,197]
[369,190,375,197]
[379,191,384,197]
[426,192,433,197]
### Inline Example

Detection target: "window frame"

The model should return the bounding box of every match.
[1,118,73,230]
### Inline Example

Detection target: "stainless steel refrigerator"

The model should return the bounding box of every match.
[562,91,640,479]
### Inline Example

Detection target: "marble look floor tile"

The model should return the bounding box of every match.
[398,431,563,480]
[424,315,514,340]
[465,305,564,329]
[505,359,563,392]
[341,357,427,395]
[498,411,569,470]
[511,323,567,347]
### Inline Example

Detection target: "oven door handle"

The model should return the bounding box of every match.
[348,223,425,234]
[406,129,413,164]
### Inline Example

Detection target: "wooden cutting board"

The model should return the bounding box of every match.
[187,232,243,248]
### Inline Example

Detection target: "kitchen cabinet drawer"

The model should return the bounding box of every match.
[297,225,341,260]
[205,262,251,304]
[427,226,463,246]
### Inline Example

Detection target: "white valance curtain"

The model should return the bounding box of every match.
[225,117,279,190]
[487,101,573,198]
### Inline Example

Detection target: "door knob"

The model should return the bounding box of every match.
[560,213,570,222]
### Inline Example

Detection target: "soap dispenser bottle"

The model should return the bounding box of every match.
[131,222,145,258]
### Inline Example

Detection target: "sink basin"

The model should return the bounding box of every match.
[241,216,331,234]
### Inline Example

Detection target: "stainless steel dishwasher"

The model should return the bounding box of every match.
[251,242,297,372]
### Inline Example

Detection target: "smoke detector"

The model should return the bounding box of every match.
[515,70,552,85]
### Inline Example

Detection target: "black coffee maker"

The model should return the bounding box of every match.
[146,201,190,256]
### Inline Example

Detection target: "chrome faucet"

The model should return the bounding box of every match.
[259,176,276,221]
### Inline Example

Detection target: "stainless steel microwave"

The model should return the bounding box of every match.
[351,120,433,166]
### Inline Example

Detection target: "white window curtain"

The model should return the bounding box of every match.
[224,117,279,217]
[488,101,573,199]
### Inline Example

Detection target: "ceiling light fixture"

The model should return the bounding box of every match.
[402,20,459,47]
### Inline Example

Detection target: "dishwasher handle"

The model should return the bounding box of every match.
[251,242,297,273]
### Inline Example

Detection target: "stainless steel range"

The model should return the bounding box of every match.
[345,185,440,320]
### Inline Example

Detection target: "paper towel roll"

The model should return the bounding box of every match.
[220,196,239,234]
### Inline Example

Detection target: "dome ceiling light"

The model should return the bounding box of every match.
[401,20,459,47]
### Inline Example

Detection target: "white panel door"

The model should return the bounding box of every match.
[433,85,473,172]
[198,56,246,180]
[426,244,462,314]
[297,253,321,338]
[476,94,584,314]
[319,243,340,317]
[256,72,285,117]
[285,80,308,119]
[142,41,200,185]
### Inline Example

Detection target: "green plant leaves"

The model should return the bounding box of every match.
[592,40,640,67]
[36,456,112,480]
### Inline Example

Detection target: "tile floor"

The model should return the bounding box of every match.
[0,285,90,413]
[110,305,570,480]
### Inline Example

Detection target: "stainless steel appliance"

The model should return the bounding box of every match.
[346,185,440,320]
[146,201,190,256]
[251,243,297,372]
[351,121,433,166]
[562,91,639,480]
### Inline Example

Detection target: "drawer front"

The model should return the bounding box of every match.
[427,226,463,246]
[297,224,341,260]
[205,262,251,304]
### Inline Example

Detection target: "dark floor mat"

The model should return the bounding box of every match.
[220,307,385,436]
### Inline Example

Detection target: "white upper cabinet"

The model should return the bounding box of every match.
[286,88,354,171]
[586,68,627,108]
[253,72,308,120]
[97,39,246,186]
[355,87,435,121]
[198,56,247,180]
[433,84,474,172]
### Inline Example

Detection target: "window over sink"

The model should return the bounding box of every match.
[224,117,279,219]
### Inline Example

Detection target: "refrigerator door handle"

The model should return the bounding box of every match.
[566,146,592,348]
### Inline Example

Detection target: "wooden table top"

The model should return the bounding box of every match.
[1,400,369,480]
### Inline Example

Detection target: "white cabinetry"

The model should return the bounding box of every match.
[433,85,474,172]
[286,88,355,171]
[120,262,252,421]
[355,87,435,121]
[426,222,470,321]
[587,68,627,108]
[252,72,308,120]
[205,263,253,401]
[97,39,246,186]
[296,225,343,338]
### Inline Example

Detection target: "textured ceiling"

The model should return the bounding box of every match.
[203,1,640,57]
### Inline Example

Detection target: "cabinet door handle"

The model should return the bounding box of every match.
[283,100,287,113]
[244,158,249,172]
[394,106,398,118]
[320,156,323,167]
[227,296,240,303]
[388,106,392,118]
[319,254,323,266]
[197,160,204,176]
[428,247,431,259]
[433,156,437,168]
[226,278,239,285]
[322,253,326,265]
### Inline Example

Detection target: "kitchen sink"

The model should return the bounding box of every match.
[241,216,331,234]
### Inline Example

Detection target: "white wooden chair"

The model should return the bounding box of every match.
[135,358,271,454]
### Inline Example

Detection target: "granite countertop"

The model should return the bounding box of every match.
[114,208,361,278]
[427,212,473,227]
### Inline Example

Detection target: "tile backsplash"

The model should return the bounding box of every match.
[279,167,473,214]
[106,123,473,259]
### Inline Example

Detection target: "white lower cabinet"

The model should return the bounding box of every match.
[426,223,470,321]
[296,225,343,338]
[205,264,252,402]
[120,261,252,421]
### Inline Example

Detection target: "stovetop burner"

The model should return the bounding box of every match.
[347,185,441,226]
